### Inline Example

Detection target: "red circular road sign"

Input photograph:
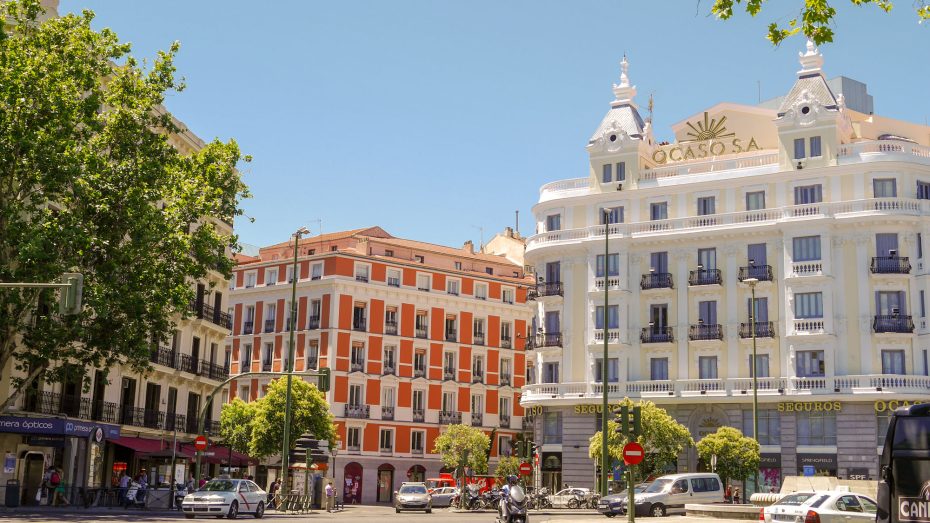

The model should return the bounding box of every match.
[622,442,644,465]
[519,462,532,476]
[194,435,208,451]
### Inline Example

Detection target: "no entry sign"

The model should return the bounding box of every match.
[194,435,208,451]
[622,442,644,465]
[519,462,532,476]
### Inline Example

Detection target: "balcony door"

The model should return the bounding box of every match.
[91,370,106,420]
[650,252,668,274]
[544,311,560,333]
[748,244,767,266]
[187,392,200,432]
[876,291,907,315]
[698,248,717,270]
[698,301,718,325]
[876,233,899,256]
[348,385,362,407]
[120,377,136,425]
[748,297,769,322]
[545,262,561,283]
[144,383,161,428]
[650,304,668,332]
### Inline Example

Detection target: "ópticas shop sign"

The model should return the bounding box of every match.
[0,415,120,438]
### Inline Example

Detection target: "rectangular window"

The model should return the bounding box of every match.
[602,163,612,183]
[352,303,367,330]
[413,350,426,375]
[918,181,930,200]
[471,356,484,378]
[454,261,462,270]
[921,290,926,318]
[311,263,323,280]
[748,296,769,322]
[499,397,511,417]
[793,138,806,160]
[596,254,620,277]
[698,300,718,324]
[594,305,620,329]
[748,354,770,378]
[543,411,562,444]
[417,274,430,291]
[384,249,393,257]
[412,389,425,411]
[874,178,897,198]
[875,290,906,315]
[307,340,319,369]
[447,279,460,296]
[797,410,837,445]
[348,384,362,406]
[601,206,624,224]
[809,136,822,157]
[593,358,619,383]
[650,358,669,380]
[245,272,256,288]
[475,283,488,299]
[794,292,823,318]
[502,289,514,304]
[414,255,424,263]
[794,184,823,204]
[793,236,822,261]
[746,191,765,211]
[743,409,781,445]
[699,356,718,379]
[542,362,559,383]
[286,266,294,283]
[442,391,456,412]
[748,243,767,266]
[919,233,924,258]
[354,264,369,282]
[545,261,561,283]
[501,322,512,344]
[347,427,360,450]
[386,269,400,287]
[545,214,561,232]
[698,248,717,270]
[697,196,716,216]
[485,267,493,275]
[650,202,668,220]
[650,251,669,273]
[241,343,252,368]
[379,429,393,451]
[381,386,395,408]
[383,346,395,374]
[616,162,626,181]
[796,350,826,377]
[266,269,278,285]
[882,350,906,374]
[411,431,424,453]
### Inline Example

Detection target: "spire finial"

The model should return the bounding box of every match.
[612,54,637,107]
[798,38,824,76]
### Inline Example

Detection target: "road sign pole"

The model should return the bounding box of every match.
[628,465,635,523]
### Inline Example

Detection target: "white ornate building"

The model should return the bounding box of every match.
[522,42,930,492]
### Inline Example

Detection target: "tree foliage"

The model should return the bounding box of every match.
[0,0,249,409]
[589,399,694,478]
[695,426,760,485]
[433,424,490,475]
[494,456,522,481]
[711,0,930,45]
[247,377,336,458]
[219,398,255,455]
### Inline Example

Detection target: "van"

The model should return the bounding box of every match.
[877,402,930,523]
[623,473,724,517]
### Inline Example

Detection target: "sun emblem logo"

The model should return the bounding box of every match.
[683,112,736,142]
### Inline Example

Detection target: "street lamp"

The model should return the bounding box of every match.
[280,226,310,494]
[742,276,760,496]
[330,438,339,480]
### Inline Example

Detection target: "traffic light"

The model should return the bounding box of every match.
[613,405,642,439]
[318,367,330,392]
[59,273,83,315]
[516,441,524,458]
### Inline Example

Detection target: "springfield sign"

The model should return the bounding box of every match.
[652,112,761,165]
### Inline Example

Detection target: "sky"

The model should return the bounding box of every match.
[59,0,930,251]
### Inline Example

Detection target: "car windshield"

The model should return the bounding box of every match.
[644,479,673,493]
[200,480,236,492]
[400,486,427,494]
[776,493,817,506]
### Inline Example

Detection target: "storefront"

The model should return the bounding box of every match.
[759,453,782,492]
[797,453,838,477]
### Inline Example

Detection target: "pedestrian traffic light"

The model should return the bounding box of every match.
[58,272,83,315]
[612,405,642,439]
[318,367,330,392]
[516,441,524,458]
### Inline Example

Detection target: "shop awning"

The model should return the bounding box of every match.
[180,444,257,466]
[110,436,169,455]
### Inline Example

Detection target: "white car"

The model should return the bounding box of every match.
[550,487,592,508]
[762,491,878,523]
[182,478,267,519]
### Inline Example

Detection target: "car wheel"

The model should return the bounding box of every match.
[227,501,239,519]
[606,514,616,518]
[395,508,400,513]
[185,515,195,520]
[650,503,666,517]
[568,498,581,509]
[426,508,432,514]
[253,501,264,519]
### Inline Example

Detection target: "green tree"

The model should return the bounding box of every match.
[248,377,335,458]
[695,426,760,486]
[494,456,522,481]
[711,0,930,46]
[589,399,694,478]
[220,398,256,455]
[0,0,249,410]
[433,424,490,475]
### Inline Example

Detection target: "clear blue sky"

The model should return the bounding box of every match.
[60,1,930,250]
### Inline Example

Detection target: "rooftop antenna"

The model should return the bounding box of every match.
[471,225,485,252]
[647,92,655,124]
[757,80,762,104]
[515,210,520,236]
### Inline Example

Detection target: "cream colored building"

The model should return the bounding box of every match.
[522,42,930,492]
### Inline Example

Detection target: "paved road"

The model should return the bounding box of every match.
[0,505,749,523]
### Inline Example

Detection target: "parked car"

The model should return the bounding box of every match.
[394,482,432,513]
[616,473,723,517]
[181,478,266,519]
[430,486,458,508]
[762,491,878,523]
[598,483,651,517]
[549,487,592,508]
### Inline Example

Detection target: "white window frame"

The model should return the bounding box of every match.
[266,268,278,286]
[245,272,257,288]
[310,263,323,280]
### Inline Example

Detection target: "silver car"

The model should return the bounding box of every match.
[430,487,458,508]
[395,482,432,513]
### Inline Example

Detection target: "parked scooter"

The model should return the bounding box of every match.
[123,481,146,508]
[174,482,188,510]
[497,483,528,523]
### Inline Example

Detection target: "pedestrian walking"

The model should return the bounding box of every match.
[725,483,732,503]
[268,479,279,509]
[118,471,130,505]
[734,487,741,504]
[324,482,334,512]
[50,467,69,506]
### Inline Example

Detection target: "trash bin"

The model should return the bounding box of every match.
[5,479,20,508]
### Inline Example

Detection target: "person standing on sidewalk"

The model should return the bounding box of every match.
[50,467,70,506]
[324,481,334,512]
[118,471,130,505]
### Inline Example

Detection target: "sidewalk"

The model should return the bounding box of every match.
[0,505,182,517]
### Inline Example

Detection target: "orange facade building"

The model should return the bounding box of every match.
[227,226,533,503]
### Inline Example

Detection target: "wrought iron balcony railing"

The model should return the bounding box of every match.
[188,301,232,329]
[415,326,429,339]
[739,321,776,338]
[264,319,275,333]
[689,269,722,286]
[384,322,398,335]
[689,323,724,341]
[472,373,484,384]
[308,316,320,330]
[473,333,485,346]
[471,413,483,427]
[500,337,512,349]
[413,368,426,378]
[344,404,370,419]
[871,256,911,274]
[242,321,254,335]
[738,265,774,282]
[443,368,456,381]
[640,326,674,343]
[873,315,915,333]
[533,332,562,348]
[150,347,176,368]
[499,415,511,428]
[640,272,673,290]
[412,409,425,423]
[439,411,462,424]
[381,406,394,420]
[350,360,365,373]
[500,374,511,387]
[535,282,563,297]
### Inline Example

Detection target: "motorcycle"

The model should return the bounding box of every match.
[497,484,529,523]
[123,481,146,509]
[463,483,483,510]
[173,482,188,510]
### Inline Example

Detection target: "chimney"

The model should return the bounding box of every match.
[504,226,514,238]
[463,240,474,254]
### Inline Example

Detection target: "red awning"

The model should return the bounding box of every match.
[180,444,257,466]
[110,436,169,455]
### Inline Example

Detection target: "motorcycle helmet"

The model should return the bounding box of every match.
[508,475,518,486]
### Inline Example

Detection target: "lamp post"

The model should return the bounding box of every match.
[280,226,309,494]
[600,210,609,497]
[742,275,760,496]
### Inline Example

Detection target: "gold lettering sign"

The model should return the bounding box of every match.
[874,399,925,413]
[777,401,842,412]
[651,112,760,165]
